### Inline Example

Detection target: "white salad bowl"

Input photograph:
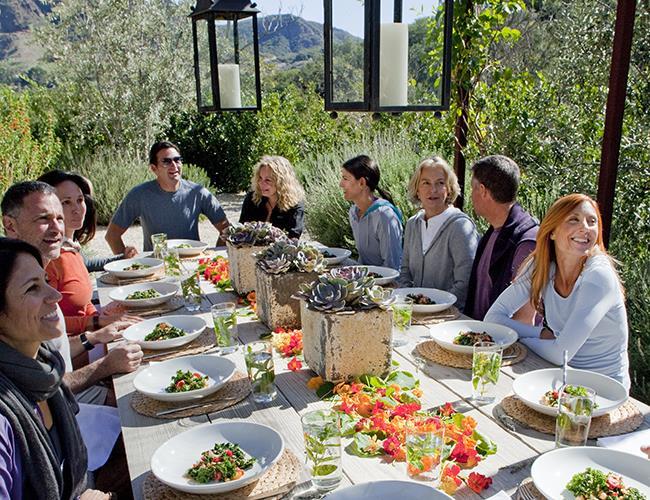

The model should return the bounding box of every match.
[428,320,518,354]
[103,257,163,279]
[151,421,284,494]
[324,480,453,499]
[512,368,628,417]
[133,355,236,402]
[108,282,178,308]
[167,239,209,257]
[345,265,399,285]
[121,315,206,350]
[391,287,457,313]
[531,447,650,499]
[319,247,352,265]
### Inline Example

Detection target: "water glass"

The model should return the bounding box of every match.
[555,385,595,448]
[244,341,277,403]
[211,302,238,354]
[391,296,414,347]
[162,247,182,277]
[151,233,167,259]
[471,341,502,404]
[180,271,202,312]
[301,409,342,492]
[405,423,445,482]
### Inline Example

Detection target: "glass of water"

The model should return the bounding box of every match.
[301,409,342,493]
[405,419,445,482]
[244,341,277,403]
[211,302,238,354]
[180,271,202,312]
[555,385,595,448]
[151,233,167,259]
[391,296,414,347]
[471,341,503,404]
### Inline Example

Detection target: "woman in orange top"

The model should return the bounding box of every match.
[39,170,139,335]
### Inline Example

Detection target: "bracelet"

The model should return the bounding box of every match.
[92,315,100,330]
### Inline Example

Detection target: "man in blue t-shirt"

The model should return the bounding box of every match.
[106,141,230,253]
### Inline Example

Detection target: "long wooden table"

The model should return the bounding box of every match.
[98,256,650,499]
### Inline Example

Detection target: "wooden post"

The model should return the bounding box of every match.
[597,0,637,247]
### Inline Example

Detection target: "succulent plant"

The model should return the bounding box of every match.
[225,222,288,247]
[256,241,326,275]
[296,266,386,313]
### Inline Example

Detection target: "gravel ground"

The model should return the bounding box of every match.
[85,193,246,257]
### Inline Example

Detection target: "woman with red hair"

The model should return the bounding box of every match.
[485,194,630,390]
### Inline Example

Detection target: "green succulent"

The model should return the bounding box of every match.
[256,241,326,275]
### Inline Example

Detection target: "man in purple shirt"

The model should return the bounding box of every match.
[465,155,539,320]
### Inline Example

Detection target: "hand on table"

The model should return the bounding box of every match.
[103,343,143,374]
[97,311,142,329]
[642,445,650,459]
[89,320,139,345]
[80,490,112,500]
[123,246,138,259]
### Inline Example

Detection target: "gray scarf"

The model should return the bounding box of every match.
[0,341,87,499]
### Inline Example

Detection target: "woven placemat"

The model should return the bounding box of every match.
[415,341,527,368]
[516,478,545,500]
[142,449,301,499]
[141,327,217,362]
[411,306,461,325]
[123,296,185,317]
[98,270,165,286]
[500,395,644,438]
[131,371,250,419]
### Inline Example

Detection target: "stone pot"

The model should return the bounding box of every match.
[226,242,267,295]
[255,267,319,330]
[300,302,392,382]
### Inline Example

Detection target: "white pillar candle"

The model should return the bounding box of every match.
[217,63,242,108]
[379,23,409,107]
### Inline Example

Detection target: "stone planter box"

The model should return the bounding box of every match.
[226,242,267,295]
[300,302,392,382]
[255,267,319,330]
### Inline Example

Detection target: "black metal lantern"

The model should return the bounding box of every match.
[324,0,453,115]
[190,0,262,112]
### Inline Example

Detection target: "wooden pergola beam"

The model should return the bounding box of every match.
[597,0,637,248]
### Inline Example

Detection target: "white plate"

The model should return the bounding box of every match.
[320,247,352,265]
[167,239,209,257]
[531,446,650,499]
[392,287,457,313]
[325,481,453,499]
[428,320,518,354]
[133,355,236,402]
[103,257,163,278]
[108,282,178,308]
[347,265,399,285]
[121,316,206,350]
[151,421,284,494]
[512,368,628,417]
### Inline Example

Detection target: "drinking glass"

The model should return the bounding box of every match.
[162,247,182,277]
[405,421,445,482]
[301,409,342,493]
[471,341,503,404]
[211,302,238,354]
[151,233,167,259]
[391,296,414,347]
[555,385,595,448]
[244,341,277,403]
[180,271,202,312]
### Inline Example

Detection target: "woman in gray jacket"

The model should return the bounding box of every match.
[399,157,479,310]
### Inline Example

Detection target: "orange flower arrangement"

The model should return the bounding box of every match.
[308,371,496,495]
[197,256,231,292]
[271,327,303,372]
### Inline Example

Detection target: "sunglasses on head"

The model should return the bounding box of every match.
[160,156,183,166]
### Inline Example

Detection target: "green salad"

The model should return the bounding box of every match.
[126,288,161,300]
[454,331,493,346]
[165,370,209,393]
[187,442,255,483]
[175,243,193,249]
[123,263,151,271]
[566,467,646,499]
[144,322,186,341]
[541,385,598,408]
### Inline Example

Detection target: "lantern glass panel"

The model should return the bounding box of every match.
[330,0,365,104]
[378,0,446,108]
[195,19,214,108]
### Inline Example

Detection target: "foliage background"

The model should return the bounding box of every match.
[0,0,647,401]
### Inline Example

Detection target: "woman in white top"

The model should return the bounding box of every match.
[485,193,630,390]
[398,157,478,309]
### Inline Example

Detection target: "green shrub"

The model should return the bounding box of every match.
[0,86,60,194]
[68,148,214,225]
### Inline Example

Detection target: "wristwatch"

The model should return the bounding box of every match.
[79,333,95,351]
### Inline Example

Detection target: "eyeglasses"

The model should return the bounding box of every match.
[160,156,183,166]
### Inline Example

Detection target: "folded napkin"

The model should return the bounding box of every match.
[597,428,650,458]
